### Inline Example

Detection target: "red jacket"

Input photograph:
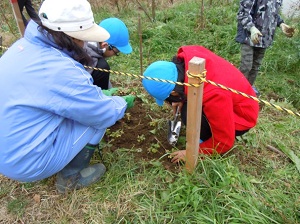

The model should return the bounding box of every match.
[177,46,259,154]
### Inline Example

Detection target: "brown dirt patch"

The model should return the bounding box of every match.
[103,97,184,172]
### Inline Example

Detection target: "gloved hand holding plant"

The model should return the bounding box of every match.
[102,88,119,96]
[280,23,295,38]
[102,88,135,109]
[122,95,135,110]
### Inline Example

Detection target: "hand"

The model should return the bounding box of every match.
[250,26,262,44]
[122,95,135,109]
[171,102,183,116]
[102,87,119,96]
[170,150,186,163]
[280,23,295,38]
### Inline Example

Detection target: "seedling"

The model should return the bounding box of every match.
[137,134,146,143]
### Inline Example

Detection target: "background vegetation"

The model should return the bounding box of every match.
[0,0,300,223]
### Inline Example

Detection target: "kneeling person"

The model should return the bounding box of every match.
[142,45,259,163]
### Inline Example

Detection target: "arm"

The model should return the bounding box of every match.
[276,3,294,37]
[276,14,284,27]
[39,58,127,130]
[237,0,256,31]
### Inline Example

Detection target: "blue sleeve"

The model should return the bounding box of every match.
[40,59,127,130]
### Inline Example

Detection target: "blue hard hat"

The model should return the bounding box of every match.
[99,18,132,54]
[142,61,178,106]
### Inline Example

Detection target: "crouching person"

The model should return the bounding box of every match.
[0,0,133,193]
[142,45,259,163]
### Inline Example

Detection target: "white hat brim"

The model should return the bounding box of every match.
[64,24,110,42]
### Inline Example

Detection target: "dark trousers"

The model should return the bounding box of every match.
[180,103,249,142]
[91,58,110,90]
[239,44,266,85]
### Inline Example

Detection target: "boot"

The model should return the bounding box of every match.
[56,144,106,193]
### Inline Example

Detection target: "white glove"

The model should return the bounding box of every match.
[280,23,295,38]
[250,26,262,44]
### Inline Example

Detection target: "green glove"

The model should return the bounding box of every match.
[102,88,119,96]
[122,95,135,110]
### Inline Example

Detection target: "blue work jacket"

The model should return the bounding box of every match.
[0,21,127,182]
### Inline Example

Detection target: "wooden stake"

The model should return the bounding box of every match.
[138,14,143,75]
[151,0,156,22]
[185,57,205,173]
[10,0,25,36]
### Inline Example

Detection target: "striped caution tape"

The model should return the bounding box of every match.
[1,44,299,118]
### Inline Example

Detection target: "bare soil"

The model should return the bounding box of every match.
[103,97,183,172]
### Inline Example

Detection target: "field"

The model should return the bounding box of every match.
[0,0,300,223]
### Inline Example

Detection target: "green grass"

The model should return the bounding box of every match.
[7,196,29,217]
[0,0,300,223]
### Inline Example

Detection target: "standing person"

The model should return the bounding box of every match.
[235,0,294,95]
[18,0,40,26]
[0,0,134,193]
[85,17,132,90]
[142,45,259,163]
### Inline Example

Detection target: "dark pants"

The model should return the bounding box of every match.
[91,58,110,90]
[18,0,40,26]
[239,44,266,85]
[180,103,249,142]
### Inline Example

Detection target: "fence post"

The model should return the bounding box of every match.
[185,57,205,173]
[10,0,25,36]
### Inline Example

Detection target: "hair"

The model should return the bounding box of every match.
[165,56,186,104]
[37,24,92,65]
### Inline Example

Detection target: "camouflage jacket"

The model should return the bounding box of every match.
[235,0,284,48]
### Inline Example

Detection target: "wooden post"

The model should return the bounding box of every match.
[185,57,205,173]
[199,0,205,29]
[10,0,25,36]
[138,14,143,75]
[151,0,156,22]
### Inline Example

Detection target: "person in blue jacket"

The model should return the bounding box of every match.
[0,0,134,193]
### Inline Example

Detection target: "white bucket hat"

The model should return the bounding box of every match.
[39,0,110,42]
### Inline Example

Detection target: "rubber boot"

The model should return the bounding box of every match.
[56,144,106,193]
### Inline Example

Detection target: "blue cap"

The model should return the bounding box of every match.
[99,18,132,54]
[142,61,178,106]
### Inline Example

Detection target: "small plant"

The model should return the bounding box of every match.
[148,115,167,134]
[137,134,146,142]
[108,129,124,138]
[137,92,151,104]
[148,142,160,153]
[124,112,131,123]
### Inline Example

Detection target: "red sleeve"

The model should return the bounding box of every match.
[199,90,235,154]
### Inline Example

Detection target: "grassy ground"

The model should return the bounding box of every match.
[0,0,300,223]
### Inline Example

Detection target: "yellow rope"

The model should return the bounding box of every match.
[86,66,300,118]
[1,44,299,118]
[187,71,300,118]
[84,65,201,88]
[0,45,9,51]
